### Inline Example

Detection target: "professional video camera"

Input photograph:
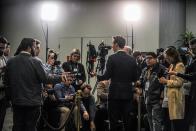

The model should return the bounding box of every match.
[97,41,112,58]
[96,41,112,73]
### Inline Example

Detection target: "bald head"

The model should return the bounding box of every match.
[123,46,132,55]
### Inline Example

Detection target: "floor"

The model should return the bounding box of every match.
[3,108,13,131]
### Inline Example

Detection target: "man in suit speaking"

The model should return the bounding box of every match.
[98,36,137,131]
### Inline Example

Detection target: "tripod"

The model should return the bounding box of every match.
[86,42,97,84]
[92,56,106,95]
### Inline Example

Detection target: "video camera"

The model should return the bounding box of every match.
[54,60,61,66]
[86,41,112,79]
[97,41,112,58]
[65,71,81,86]
[46,88,55,95]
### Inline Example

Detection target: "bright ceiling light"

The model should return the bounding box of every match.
[41,2,58,22]
[123,4,141,22]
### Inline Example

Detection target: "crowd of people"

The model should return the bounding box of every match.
[0,35,196,131]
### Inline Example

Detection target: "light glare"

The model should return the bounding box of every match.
[41,3,58,21]
[123,4,141,22]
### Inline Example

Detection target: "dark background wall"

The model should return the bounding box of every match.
[186,0,196,33]
[159,0,186,49]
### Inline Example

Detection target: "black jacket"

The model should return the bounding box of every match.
[140,63,166,105]
[5,53,62,106]
[177,57,196,100]
[98,51,137,100]
[62,61,86,89]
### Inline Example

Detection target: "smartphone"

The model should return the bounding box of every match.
[181,47,188,52]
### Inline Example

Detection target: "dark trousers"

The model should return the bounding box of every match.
[12,105,41,131]
[94,106,108,131]
[183,95,190,131]
[0,97,7,131]
[162,108,171,131]
[108,100,133,131]
[81,119,91,131]
[171,119,184,131]
[188,96,196,126]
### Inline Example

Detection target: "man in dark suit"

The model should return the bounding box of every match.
[98,36,137,131]
[5,38,66,131]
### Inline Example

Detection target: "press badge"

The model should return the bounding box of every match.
[145,81,150,91]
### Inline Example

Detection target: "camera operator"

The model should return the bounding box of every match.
[5,38,67,131]
[96,41,111,74]
[0,36,8,131]
[97,36,137,131]
[62,49,86,91]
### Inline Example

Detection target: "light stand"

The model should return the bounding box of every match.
[123,3,141,131]
[46,23,49,62]
[126,22,129,46]
[41,2,58,62]
[125,23,134,51]
[131,24,134,51]
[123,3,141,51]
